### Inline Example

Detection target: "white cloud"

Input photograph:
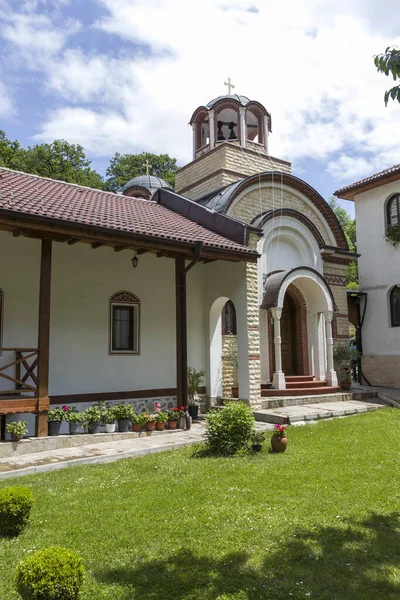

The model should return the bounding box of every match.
[0,80,15,118]
[30,0,400,183]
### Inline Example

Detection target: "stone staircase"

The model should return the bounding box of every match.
[261,375,340,397]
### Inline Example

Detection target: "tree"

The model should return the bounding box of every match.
[329,197,358,289]
[105,152,178,191]
[0,131,27,171]
[374,46,400,105]
[23,140,104,189]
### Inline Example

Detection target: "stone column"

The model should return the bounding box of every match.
[313,312,325,381]
[271,307,286,389]
[192,124,197,161]
[209,109,215,150]
[324,311,338,387]
[263,115,269,153]
[239,107,246,148]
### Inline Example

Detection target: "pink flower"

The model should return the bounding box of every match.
[62,405,68,412]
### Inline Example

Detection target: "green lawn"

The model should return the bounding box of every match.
[1,409,400,599]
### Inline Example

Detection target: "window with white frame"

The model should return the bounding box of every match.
[109,291,140,354]
[387,194,400,226]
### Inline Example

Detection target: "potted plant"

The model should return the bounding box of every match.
[333,344,352,391]
[250,430,266,452]
[84,404,103,434]
[188,367,205,419]
[6,421,28,442]
[132,411,144,433]
[102,406,116,433]
[47,407,65,436]
[224,343,238,398]
[155,404,168,431]
[271,424,288,453]
[178,405,186,429]
[114,403,134,432]
[167,407,180,429]
[64,407,83,435]
[143,412,156,432]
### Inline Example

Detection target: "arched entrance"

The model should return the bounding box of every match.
[281,293,297,375]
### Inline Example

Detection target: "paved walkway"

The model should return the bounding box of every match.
[352,383,400,407]
[254,399,385,424]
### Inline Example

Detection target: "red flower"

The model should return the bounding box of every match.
[180,406,185,410]
[173,407,178,411]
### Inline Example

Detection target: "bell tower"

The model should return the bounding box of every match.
[175,89,291,200]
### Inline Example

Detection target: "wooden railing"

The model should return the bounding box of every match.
[0,348,39,397]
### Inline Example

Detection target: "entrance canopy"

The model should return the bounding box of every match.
[261,267,336,313]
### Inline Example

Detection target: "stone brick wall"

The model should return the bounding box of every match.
[175,143,291,200]
[361,356,400,388]
[230,188,332,242]
[246,233,261,404]
[222,335,237,397]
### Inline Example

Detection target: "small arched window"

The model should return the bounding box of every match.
[390,286,400,327]
[387,194,400,226]
[109,291,140,354]
[222,300,237,335]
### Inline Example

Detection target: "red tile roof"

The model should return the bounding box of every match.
[335,164,400,200]
[0,167,257,257]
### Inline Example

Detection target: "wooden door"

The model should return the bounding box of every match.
[281,295,297,375]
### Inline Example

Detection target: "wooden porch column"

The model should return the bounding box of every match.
[36,239,52,437]
[175,257,189,428]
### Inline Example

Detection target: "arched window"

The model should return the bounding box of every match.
[387,194,400,226]
[216,108,239,142]
[390,286,400,327]
[222,300,237,335]
[109,291,140,354]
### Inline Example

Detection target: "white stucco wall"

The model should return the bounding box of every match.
[355,181,400,356]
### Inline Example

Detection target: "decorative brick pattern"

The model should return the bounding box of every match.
[246,233,261,403]
[325,274,347,287]
[222,335,237,397]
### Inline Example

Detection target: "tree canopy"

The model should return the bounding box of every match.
[374,46,400,105]
[329,197,358,290]
[105,152,178,191]
[0,134,179,192]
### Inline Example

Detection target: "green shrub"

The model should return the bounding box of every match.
[0,486,33,537]
[205,401,255,456]
[16,546,85,600]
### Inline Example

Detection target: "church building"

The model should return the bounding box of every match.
[0,88,354,437]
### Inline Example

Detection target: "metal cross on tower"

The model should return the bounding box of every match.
[224,77,235,95]
[144,159,151,176]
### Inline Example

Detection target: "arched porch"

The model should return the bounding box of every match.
[261,267,338,391]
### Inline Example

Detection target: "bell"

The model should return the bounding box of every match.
[217,120,225,141]
[228,121,236,140]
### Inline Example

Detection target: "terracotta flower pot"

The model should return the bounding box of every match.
[132,423,142,432]
[168,420,177,429]
[155,422,165,431]
[341,381,351,391]
[146,422,155,432]
[271,435,288,453]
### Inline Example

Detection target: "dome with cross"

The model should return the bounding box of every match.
[121,175,172,200]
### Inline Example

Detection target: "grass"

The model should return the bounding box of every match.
[1,408,400,599]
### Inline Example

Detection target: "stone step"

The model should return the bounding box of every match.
[261,386,340,397]
[285,375,315,382]
[286,380,327,389]
[253,399,385,425]
[258,390,377,409]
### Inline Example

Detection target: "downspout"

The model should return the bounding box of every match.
[357,293,371,386]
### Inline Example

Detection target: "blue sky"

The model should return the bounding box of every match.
[1,0,400,218]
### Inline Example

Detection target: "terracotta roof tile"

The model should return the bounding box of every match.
[335,163,400,198]
[0,168,256,256]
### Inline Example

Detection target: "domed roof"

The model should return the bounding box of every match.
[121,175,172,195]
[206,94,251,109]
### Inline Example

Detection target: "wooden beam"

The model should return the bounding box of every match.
[36,239,52,437]
[175,257,189,428]
[92,242,103,249]
[67,239,79,245]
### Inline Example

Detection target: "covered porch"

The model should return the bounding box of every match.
[260,267,339,395]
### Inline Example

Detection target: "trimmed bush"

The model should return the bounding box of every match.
[0,486,33,537]
[205,401,255,456]
[16,546,85,600]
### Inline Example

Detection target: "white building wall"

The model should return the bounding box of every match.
[354,181,400,386]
